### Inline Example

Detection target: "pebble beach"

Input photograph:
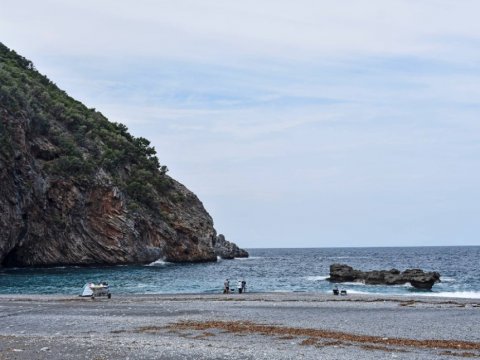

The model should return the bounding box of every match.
[0,292,479,359]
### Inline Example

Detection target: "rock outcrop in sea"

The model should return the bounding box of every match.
[0,42,248,267]
[213,234,249,259]
[328,263,441,290]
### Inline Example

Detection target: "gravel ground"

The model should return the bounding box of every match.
[0,293,479,359]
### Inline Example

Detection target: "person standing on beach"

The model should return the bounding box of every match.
[241,280,246,293]
[333,284,339,295]
[224,279,230,294]
[237,280,243,294]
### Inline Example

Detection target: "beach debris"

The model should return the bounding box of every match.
[328,264,441,290]
[168,320,480,353]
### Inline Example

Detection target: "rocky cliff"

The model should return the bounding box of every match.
[0,43,248,267]
[213,234,249,259]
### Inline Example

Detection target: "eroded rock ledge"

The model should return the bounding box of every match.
[213,234,249,259]
[328,263,441,290]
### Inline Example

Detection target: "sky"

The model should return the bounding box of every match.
[1,0,479,248]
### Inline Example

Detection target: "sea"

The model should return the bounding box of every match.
[1,247,479,299]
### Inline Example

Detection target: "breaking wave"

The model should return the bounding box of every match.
[306,275,329,281]
[415,291,480,299]
[146,259,172,266]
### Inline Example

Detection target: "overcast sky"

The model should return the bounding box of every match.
[1,0,480,248]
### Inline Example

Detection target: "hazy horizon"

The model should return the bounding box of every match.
[1,1,479,248]
[245,244,480,249]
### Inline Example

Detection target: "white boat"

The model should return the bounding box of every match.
[80,282,111,299]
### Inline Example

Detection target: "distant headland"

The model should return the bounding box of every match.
[0,43,247,267]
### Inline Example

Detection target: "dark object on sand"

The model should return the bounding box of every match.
[340,290,347,296]
[333,289,339,295]
[328,264,441,290]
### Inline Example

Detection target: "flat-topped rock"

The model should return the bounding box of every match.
[328,263,441,290]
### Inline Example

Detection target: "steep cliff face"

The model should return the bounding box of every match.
[0,43,247,267]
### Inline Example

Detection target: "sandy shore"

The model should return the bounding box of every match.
[0,292,479,359]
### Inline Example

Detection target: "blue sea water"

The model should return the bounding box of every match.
[1,247,479,298]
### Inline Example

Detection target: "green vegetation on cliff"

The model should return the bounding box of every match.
[0,42,169,209]
[0,42,248,267]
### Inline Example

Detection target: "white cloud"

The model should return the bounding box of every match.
[2,0,480,63]
[1,1,480,246]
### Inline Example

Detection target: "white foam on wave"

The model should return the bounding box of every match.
[146,259,172,266]
[341,289,370,295]
[306,275,329,281]
[135,283,149,288]
[234,256,263,260]
[340,281,368,286]
[415,291,480,299]
[440,277,456,283]
[326,289,480,299]
[333,282,415,288]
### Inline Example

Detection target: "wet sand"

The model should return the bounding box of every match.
[0,292,479,359]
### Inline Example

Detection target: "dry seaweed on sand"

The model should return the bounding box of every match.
[168,320,480,353]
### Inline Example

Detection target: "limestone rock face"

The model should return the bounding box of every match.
[213,234,249,259]
[0,43,247,267]
[0,113,219,266]
[328,264,441,290]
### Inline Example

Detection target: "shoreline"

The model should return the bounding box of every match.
[1,290,480,300]
[0,292,479,359]
[1,288,480,300]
